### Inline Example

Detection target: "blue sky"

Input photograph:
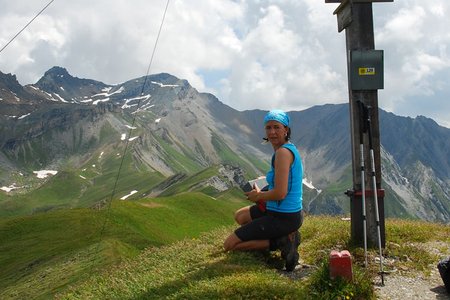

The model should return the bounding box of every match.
[0,0,449,128]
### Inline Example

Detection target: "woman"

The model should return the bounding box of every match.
[223,109,303,272]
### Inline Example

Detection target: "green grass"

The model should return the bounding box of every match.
[0,192,246,299]
[54,216,450,300]
[300,215,352,264]
[0,171,87,216]
[60,228,310,299]
[76,150,165,206]
[2,171,450,300]
[0,149,165,217]
[308,259,373,300]
[56,216,374,300]
[2,202,450,300]
[383,219,450,272]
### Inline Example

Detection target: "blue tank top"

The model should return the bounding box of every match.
[265,143,303,213]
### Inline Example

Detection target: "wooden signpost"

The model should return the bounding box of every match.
[326,0,393,248]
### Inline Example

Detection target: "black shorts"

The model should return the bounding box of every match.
[234,205,303,241]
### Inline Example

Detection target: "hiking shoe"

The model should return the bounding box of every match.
[282,231,300,272]
[286,252,299,272]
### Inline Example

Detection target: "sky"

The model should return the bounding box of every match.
[0,0,449,128]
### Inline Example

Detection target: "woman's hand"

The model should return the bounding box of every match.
[245,184,261,202]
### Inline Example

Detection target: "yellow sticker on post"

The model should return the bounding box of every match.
[359,67,376,75]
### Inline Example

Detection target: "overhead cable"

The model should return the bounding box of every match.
[0,0,57,55]
[97,0,171,238]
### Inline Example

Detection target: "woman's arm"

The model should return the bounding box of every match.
[246,147,293,202]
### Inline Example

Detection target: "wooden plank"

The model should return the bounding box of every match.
[336,1,352,32]
[326,0,393,3]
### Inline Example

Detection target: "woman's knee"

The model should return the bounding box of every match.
[234,207,251,225]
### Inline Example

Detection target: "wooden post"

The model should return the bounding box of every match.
[326,0,393,247]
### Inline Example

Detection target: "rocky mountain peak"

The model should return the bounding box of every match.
[43,66,71,79]
[33,66,108,103]
[0,70,45,108]
[0,71,23,95]
[0,71,19,85]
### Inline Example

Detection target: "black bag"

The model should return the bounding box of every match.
[437,256,450,293]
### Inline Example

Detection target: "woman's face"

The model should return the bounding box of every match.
[264,120,288,147]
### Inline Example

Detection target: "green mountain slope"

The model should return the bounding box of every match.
[0,192,246,299]
[2,194,449,300]
[0,148,165,217]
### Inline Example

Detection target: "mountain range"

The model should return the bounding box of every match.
[0,66,449,223]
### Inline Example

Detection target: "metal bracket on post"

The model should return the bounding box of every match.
[345,189,385,198]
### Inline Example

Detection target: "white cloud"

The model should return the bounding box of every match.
[377,6,426,43]
[0,0,449,127]
[375,1,450,127]
[225,3,346,112]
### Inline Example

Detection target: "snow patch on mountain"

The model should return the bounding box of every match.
[33,170,58,179]
[121,190,138,200]
[0,183,21,193]
[151,81,179,88]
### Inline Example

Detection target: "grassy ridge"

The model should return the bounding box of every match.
[2,197,450,299]
[0,192,247,299]
[59,228,315,299]
[57,217,450,300]
[158,167,221,197]
[158,166,250,198]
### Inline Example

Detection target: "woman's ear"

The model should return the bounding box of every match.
[285,127,291,141]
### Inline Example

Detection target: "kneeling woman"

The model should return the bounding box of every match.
[223,109,304,272]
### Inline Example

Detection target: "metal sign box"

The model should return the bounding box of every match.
[350,50,384,90]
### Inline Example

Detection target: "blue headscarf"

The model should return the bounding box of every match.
[264,109,290,127]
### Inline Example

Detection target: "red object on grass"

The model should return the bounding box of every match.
[329,250,353,281]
